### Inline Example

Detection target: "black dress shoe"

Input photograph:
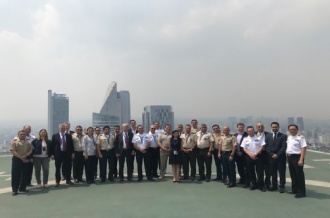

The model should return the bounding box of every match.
[190,177,195,181]
[212,177,221,181]
[250,186,257,190]
[287,190,298,194]
[55,183,60,187]
[198,177,206,181]
[279,187,286,193]
[18,189,29,193]
[260,187,266,192]
[153,175,159,178]
[12,191,18,196]
[127,178,132,181]
[227,184,236,188]
[238,180,245,184]
[119,178,124,182]
[147,178,155,181]
[295,194,306,198]
[206,178,210,182]
[269,186,278,191]
[66,181,75,185]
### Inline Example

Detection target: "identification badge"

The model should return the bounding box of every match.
[173,150,178,155]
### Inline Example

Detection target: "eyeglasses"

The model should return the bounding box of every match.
[151,128,155,130]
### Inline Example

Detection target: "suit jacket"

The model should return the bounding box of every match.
[51,132,74,159]
[265,132,287,157]
[114,131,134,156]
[128,128,138,135]
[32,138,52,157]
[234,132,248,152]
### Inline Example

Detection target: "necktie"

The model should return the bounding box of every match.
[274,132,277,140]
[125,133,129,148]
[62,133,67,151]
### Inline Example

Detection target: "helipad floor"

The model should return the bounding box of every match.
[0,150,329,218]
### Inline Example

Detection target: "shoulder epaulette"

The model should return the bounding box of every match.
[299,135,304,138]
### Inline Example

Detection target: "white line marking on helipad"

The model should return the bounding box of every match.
[312,159,330,162]
[0,175,10,177]
[304,165,314,169]
[5,177,11,181]
[0,172,5,175]
[307,150,330,155]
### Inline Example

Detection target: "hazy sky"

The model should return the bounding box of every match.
[1,0,330,123]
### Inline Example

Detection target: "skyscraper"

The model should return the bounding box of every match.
[142,105,174,132]
[288,117,295,126]
[48,90,69,136]
[296,117,305,131]
[92,82,130,128]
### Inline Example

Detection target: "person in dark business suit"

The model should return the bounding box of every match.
[113,125,120,179]
[128,120,138,175]
[234,123,248,186]
[265,122,287,193]
[256,122,271,190]
[62,122,74,181]
[52,123,75,187]
[114,123,134,182]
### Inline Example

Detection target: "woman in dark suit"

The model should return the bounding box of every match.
[32,129,52,188]
[169,130,183,182]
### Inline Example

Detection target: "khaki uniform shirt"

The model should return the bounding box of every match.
[219,134,237,151]
[191,127,198,134]
[196,131,214,149]
[158,132,172,149]
[212,132,223,150]
[72,133,85,151]
[97,134,115,150]
[181,133,197,149]
[10,139,34,156]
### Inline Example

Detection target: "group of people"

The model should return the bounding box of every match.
[10,120,307,199]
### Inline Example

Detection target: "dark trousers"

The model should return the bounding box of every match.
[245,155,264,187]
[136,150,152,180]
[222,152,236,184]
[26,161,33,185]
[73,151,85,181]
[11,157,28,192]
[268,155,286,188]
[119,149,134,179]
[261,151,270,187]
[235,153,247,183]
[182,149,196,178]
[55,152,72,183]
[113,155,118,177]
[288,154,306,196]
[149,147,160,177]
[197,148,212,179]
[213,149,223,179]
[85,155,97,183]
[94,157,99,178]
[99,149,115,181]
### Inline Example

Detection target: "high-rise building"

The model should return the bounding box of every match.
[92,82,130,129]
[142,105,174,132]
[117,91,131,124]
[288,117,295,126]
[48,90,69,136]
[296,117,305,131]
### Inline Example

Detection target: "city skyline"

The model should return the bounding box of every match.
[1,1,330,121]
